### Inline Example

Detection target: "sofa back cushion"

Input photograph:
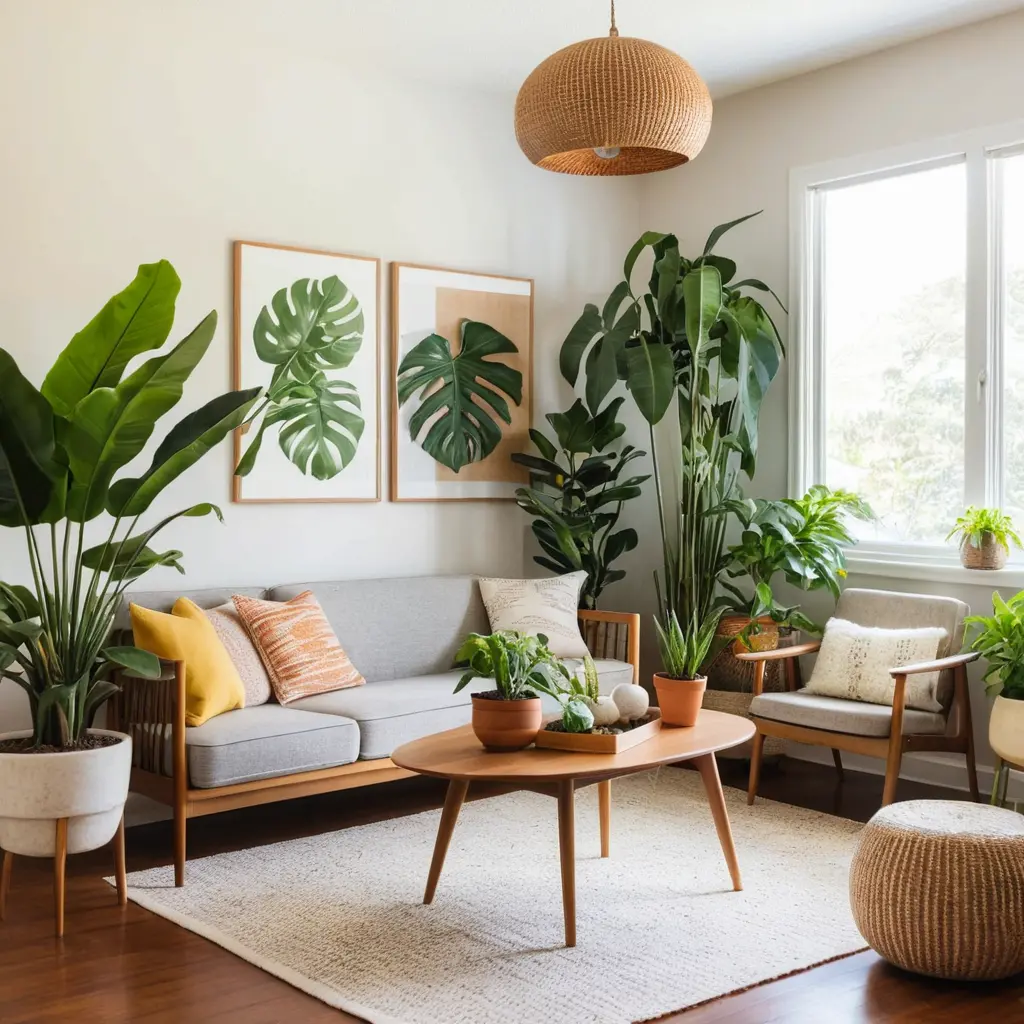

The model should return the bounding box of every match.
[267,575,489,683]
[115,586,268,632]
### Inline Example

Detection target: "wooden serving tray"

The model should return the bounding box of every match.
[534,709,662,754]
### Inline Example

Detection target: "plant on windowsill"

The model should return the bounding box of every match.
[512,398,648,610]
[454,630,567,751]
[720,485,874,652]
[0,260,260,869]
[965,591,1024,770]
[947,507,1022,571]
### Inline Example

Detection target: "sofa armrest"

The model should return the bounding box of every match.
[112,658,186,781]
[733,641,822,663]
[578,610,641,683]
[889,650,979,677]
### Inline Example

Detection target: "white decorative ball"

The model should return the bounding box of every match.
[611,683,649,722]
[587,695,620,727]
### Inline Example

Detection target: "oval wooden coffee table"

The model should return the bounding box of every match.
[392,710,754,947]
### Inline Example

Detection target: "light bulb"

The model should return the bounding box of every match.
[593,146,621,160]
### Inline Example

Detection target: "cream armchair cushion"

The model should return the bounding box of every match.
[804,618,946,712]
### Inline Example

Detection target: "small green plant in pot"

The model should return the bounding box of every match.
[454,630,564,751]
[965,591,1024,772]
[948,507,1021,571]
[653,611,728,727]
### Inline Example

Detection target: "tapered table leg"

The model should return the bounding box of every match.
[423,779,469,904]
[54,818,68,937]
[598,779,611,858]
[0,850,12,921]
[114,815,127,906]
[694,753,742,892]
[557,780,576,947]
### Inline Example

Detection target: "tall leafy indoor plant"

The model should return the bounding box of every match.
[512,398,648,608]
[560,212,785,708]
[0,261,260,864]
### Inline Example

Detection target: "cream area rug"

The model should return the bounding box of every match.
[117,770,867,1024]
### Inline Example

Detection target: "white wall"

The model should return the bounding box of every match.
[640,9,1024,795]
[0,1,639,729]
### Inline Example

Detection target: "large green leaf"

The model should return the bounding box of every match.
[682,265,723,363]
[546,399,595,455]
[624,231,671,282]
[702,211,762,256]
[0,349,63,526]
[109,389,260,515]
[253,276,363,396]
[82,534,185,579]
[63,311,218,521]
[559,304,602,387]
[41,261,181,417]
[620,340,675,426]
[396,320,522,472]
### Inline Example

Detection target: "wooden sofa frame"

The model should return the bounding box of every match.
[111,609,640,886]
[737,642,981,807]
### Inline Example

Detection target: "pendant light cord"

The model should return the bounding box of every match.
[609,0,618,37]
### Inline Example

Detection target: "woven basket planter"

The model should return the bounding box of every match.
[850,800,1024,980]
[960,532,1009,570]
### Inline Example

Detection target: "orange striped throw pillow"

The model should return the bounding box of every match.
[231,590,365,704]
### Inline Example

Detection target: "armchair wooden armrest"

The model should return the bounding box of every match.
[889,650,979,677]
[577,609,641,683]
[734,641,821,663]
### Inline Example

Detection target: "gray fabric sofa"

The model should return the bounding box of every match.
[117,574,636,790]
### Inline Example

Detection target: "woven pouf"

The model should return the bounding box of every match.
[850,800,1024,980]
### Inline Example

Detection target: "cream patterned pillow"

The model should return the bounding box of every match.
[203,602,273,706]
[478,572,589,658]
[804,618,947,713]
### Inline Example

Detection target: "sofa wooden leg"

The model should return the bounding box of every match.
[831,748,844,780]
[0,850,12,921]
[54,818,67,938]
[747,730,765,806]
[965,734,980,803]
[174,805,186,888]
[882,741,902,807]
[114,816,127,906]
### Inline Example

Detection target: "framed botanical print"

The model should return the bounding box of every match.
[233,240,381,502]
[390,262,533,501]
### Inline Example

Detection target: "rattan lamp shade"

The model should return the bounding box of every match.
[515,34,712,176]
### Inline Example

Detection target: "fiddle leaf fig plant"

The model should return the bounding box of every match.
[0,261,261,749]
[236,276,365,480]
[396,320,523,472]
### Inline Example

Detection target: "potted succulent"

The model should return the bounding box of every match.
[454,630,565,751]
[652,610,725,727]
[0,261,259,863]
[965,591,1024,767]
[947,507,1021,570]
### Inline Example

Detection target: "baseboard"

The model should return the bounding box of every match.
[786,743,1022,802]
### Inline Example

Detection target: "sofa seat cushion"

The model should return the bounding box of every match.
[289,672,488,759]
[179,705,360,788]
[750,688,947,738]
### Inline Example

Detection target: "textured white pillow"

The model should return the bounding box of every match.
[805,618,947,713]
[478,572,589,658]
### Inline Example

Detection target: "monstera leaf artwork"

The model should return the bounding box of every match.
[396,320,523,473]
[237,275,365,481]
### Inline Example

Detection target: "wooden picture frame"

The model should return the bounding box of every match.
[390,261,534,502]
[232,240,381,504]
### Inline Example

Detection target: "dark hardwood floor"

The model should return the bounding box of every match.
[0,758,1021,1024]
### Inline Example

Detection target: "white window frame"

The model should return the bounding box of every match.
[789,120,1024,587]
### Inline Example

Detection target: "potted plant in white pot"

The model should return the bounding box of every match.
[0,261,259,875]
[948,507,1022,570]
[454,630,566,751]
[965,590,1024,770]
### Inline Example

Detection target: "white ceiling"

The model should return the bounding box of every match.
[225,0,1024,97]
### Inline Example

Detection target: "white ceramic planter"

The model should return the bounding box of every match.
[0,729,132,857]
[989,696,1024,765]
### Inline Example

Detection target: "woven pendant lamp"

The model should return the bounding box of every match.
[514,0,712,176]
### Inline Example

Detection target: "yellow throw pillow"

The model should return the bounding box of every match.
[130,598,246,727]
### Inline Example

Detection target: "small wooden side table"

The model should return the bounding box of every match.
[0,814,127,937]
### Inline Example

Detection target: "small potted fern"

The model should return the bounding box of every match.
[947,507,1021,570]
[454,630,563,751]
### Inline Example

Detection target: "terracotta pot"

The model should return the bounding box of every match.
[990,695,1024,764]
[471,696,542,751]
[961,533,1009,570]
[0,729,132,857]
[717,614,780,655]
[653,674,706,727]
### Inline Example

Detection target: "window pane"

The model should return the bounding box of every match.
[999,152,1024,525]
[820,163,966,543]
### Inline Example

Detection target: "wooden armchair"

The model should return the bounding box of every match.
[736,588,980,808]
